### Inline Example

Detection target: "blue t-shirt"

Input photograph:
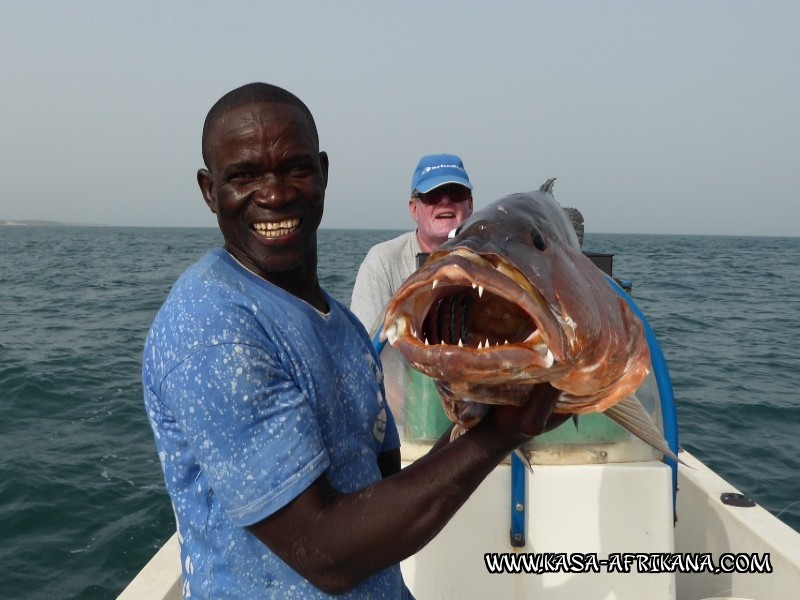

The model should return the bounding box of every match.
[143,248,408,599]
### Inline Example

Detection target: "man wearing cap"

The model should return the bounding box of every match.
[350,154,474,333]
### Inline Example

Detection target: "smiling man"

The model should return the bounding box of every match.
[142,84,562,599]
[350,154,474,333]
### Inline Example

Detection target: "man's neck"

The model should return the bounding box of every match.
[415,230,446,254]
[226,250,328,314]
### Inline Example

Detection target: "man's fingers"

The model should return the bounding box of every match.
[492,383,564,437]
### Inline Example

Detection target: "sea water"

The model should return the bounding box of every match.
[0,226,798,599]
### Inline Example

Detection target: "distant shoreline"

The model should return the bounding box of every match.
[2,220,71,227]
[1,220,105,227]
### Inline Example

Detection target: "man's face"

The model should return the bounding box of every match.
[198,102,328,279]
[410,184,474,249]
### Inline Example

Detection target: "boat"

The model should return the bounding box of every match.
[120,255,800,600]
[119,445,800,600]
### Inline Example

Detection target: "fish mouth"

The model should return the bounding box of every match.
[383,248,567,384]
[420,286,532,348]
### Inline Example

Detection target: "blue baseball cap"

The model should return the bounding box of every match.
[411,154,473,194]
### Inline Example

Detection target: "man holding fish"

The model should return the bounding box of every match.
[142,82,567,599]
[350,153,475,333]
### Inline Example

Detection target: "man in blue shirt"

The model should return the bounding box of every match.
[143,82,565,598]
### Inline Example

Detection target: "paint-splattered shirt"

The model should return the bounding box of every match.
[143,248,408,599]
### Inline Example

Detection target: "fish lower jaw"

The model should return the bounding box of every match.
[419,339,554,368]
[387,333,558,378]
[384,316,555,368]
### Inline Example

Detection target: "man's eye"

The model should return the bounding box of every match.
[288,165,313,176]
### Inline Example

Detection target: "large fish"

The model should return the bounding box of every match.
[382,179,675,460]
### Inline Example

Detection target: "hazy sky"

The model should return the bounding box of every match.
[2,2,798,236]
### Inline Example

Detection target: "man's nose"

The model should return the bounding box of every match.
[253,176,292,207]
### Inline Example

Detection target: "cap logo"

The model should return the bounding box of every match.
[421,164,466,176]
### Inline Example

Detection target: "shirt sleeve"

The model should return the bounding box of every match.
[160,341,329,526]
[381,395,401,453]
[350,250,394,336]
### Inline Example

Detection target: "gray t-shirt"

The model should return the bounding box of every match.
[350,230,421,336]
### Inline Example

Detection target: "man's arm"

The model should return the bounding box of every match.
[377,448,401,478]
[247,385,566,595]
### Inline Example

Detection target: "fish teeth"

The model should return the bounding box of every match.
[477,341,483,349]
[534,344,555,368]
[385,324,399,345]
[523,330,545,345]
[424,338,429,345]
[432,279,439,290]
[458,338,464,348]
[478,286,484,298]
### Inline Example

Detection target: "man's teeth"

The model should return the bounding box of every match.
[253,219,300,238]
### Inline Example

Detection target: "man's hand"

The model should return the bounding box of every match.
[487,383,570,442]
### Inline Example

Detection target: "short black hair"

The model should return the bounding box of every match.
[201,82,318,168]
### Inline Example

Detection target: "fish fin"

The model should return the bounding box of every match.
[514,447,534,472]
[449,425,467,443]
[572,414,580,431]
[539,178,557,194]
[603,395,685,465]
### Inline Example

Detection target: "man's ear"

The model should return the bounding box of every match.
[409,197,419,222]
[197,169,217,214]
[319,151,329,188]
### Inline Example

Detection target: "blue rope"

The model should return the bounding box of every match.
[372,329,387,355]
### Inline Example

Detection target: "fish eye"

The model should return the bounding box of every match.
[449,226,462,239]
[532,232,546,251]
